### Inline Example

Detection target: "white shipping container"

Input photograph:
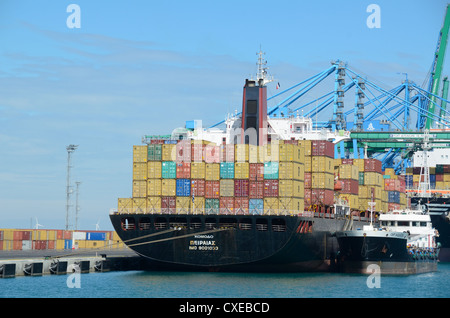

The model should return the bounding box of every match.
[73,231,86,240]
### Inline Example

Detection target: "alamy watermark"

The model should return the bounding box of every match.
[366,4,381,29]
[66,4,81,29]
[66,264,81,288]
[366,264,381,288]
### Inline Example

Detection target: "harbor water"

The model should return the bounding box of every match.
[2,263,449,298]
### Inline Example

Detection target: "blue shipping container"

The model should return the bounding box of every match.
[176,179,191,196]
[86,232,106,241]
[249,199,264,215]
[220,162,234,179]
[264,162,279,179]
[64,239,72,250]
[388,191,400,204]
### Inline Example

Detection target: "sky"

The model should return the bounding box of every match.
[0,0,449,230]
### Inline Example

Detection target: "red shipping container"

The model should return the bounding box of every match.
[13,240,22,250]
[176,141,192,163]
[161,197,176,213]
[150,139,164,144]
[57,230,63,240]
[191,144,205,162]
[205,145,220,163]
[220,197,234,214]
[263,180,279,197]
[283,139,298,144]
[47,240,55,250]
[0,230,3,241]
[341,159,354,165]
[340,179,358,194]
[234,179,249,197]
[304,189,311,206]
[436,174,444,181]
[63,231,72,240]
[249,163,264,181]
[220,144,234,162]
[384,179,394,191]
[22,231,31,241]
[311,189,334,206]
[364,159,382,173]
[191,179,205,197]
[388,203,401,211]
[176,162,191,179]
[304,172,312,188]
[249,181,264,198]
[234,198,249,214]
[13,231,23,241]
[0,241,3,250]
[311,140,334,158]
[205,181,220,199]
[444,165,450,173]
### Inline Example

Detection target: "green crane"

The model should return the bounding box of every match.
[425,4,450,129]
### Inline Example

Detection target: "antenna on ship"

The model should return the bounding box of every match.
[418,130,431,199]
[255,48,274,86]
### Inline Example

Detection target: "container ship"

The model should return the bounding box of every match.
[109,58,414,272]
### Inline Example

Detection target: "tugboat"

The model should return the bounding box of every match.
[335,203,440,275]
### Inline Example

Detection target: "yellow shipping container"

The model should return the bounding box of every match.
[56,239,65,250]
[32,230,47,241]
[263,143,280,162]
[358,185,382,199]
[133,162,147,180]
[235,144,249,162]
[413,174,420,182]
[249,145,263,163]
[147,196,161,213]
[278,162,304,180]
[333,159,342,167]
[132,180,147,197]
[436,181,445,189]
[353,159,365,172]
[339,164,359,180]
[3,229,14,241]
[279,179,304,197]
[384,168,395,176]
[444,174,450,182]
[133,145,148,163]
[298,140,311,156]
[132,198,146,213]
[47,230,56,241]
[191,162,206,179]
[205,163,220,180]
[279,143,294,162]
[176,197,191,213]
[147,179,162,197]
[235,162,249,179]
[311,172,334,190]
[147,161,162,179]
[263,197,279,215]
[162,144,176,161]
[85,240,106,249]
[118,198,133,213]
[192,197,205,214]
[364,172,383,187]
[293,144,305,163]
[311,156,333,173]
[278,197,304,215]
[304,156,311,172]
[220,179,234,197]
[161,179,176,196]
[338,194,359,210]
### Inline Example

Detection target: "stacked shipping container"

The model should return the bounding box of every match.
[0,229,124,251]
[120,140,307,215]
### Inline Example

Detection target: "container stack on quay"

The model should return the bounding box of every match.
[119,140,306,216]
[0,229,124,251]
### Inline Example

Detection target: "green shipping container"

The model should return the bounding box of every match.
[358,172,365,185]
[220,162,235,179]
[264,162,279,179]
[205,198,219,214]
[162,161,176,179]
[148,144,162,161]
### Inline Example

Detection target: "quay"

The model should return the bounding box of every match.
[0,248,148,278]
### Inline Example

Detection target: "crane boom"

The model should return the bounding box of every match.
[425,4,450,129]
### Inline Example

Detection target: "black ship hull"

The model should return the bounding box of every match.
[110,213,360,272]
[411,196,450,262]
[336,231,439,275]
